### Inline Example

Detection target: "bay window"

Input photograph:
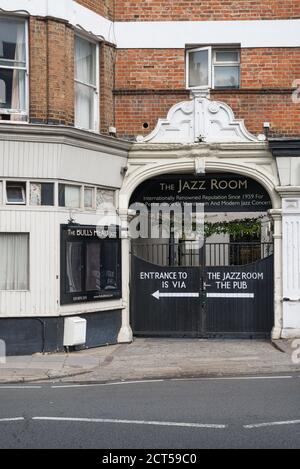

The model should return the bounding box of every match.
[74,36,99,131]
[187,47,240,90]
[0,17,28,121]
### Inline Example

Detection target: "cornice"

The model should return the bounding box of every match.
[0,124,132,157]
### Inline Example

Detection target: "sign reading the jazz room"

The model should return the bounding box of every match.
[130,173,272,212]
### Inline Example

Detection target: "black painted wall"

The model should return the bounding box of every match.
[0,310,122,356]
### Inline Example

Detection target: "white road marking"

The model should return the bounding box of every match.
[51,379,164,389]
[32,417,226,429]
[171,375,293,381]
[0,386,42,389]
[244,420,300,429]
[52,375,294,388]
[0,417,25,422]
[207,293,254,298]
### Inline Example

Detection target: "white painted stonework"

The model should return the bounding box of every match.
[282,198,300,336]
[137,97,265,144]
[115,19,300,49]
[1,1,300,48]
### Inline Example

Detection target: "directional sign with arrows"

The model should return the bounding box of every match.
[152,290,200,300]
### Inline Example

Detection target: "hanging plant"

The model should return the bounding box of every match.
[204,217,263,238]
[189,216,263,239]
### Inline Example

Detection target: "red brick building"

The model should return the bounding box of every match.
[0,1,300,354]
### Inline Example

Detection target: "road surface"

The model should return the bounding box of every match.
[0,374,300,448]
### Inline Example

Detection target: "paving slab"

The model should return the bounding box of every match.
[1,339,300,384]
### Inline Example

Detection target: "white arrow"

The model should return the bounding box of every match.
[152,290,200,300]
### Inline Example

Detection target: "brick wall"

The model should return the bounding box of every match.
[115,92,189,139]
[116,49,185,90]
[241,48,300,88]
[115,1,300,21]
[211,91,300,137]
[100,42,116,133]
[75,0,114,19]
[114,47,300,139]
[29,18,74,126]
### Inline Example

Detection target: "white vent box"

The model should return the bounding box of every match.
[63,316,87,347]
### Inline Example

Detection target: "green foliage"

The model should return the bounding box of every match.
[204,217,262,239]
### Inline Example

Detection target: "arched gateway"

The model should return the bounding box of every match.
[117,97,282,342]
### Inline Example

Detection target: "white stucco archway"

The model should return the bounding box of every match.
[117,97,283,343]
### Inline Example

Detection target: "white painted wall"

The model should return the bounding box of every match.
[0,1,299,48]
[282,198,300,333]
[115,19,300,49]
[0,137,126,318]
[0,208,123,317]
[0,140,125,188]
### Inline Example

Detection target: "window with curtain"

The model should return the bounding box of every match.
[0,233,29,290]
[0,17,27,121]
[74,36,98,131]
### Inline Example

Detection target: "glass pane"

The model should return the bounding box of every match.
[96,189,114,208]
[75,82,95,130]
[84,187,93,208]
[0,18,26,64]
[41,183,54,206]
[75,36,96,85]
[188,50,209,87]
[101,240,119,290]
[215,50,239,63]
[0,68,26,111]
[0,233,29,290]
[64,185,81,208]
[66,241,83,293]
[86,242,101,291]
[6,182,26,204]
[214,66,240,88]
[30,183,41,206]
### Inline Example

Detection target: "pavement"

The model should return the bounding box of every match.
[0,337,299,384]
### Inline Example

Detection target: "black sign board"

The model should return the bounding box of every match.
[130,173,272,212]
[60,225,121,305]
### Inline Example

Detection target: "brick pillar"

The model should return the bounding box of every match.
[29,17,74,126]
[100,42,116,134]
[29,17,48,124]
[47,19,74,126]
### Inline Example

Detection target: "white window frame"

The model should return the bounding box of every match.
[186,46,240,90]
[186,46,212,90]
[0,16,29,122]
[74,33,100,132]
[6,181,26,205]
[212,49,240,90]
[84,185,96,209]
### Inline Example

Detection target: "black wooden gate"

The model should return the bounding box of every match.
[131,242,274,338]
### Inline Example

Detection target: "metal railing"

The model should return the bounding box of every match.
[132,241,274,267]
